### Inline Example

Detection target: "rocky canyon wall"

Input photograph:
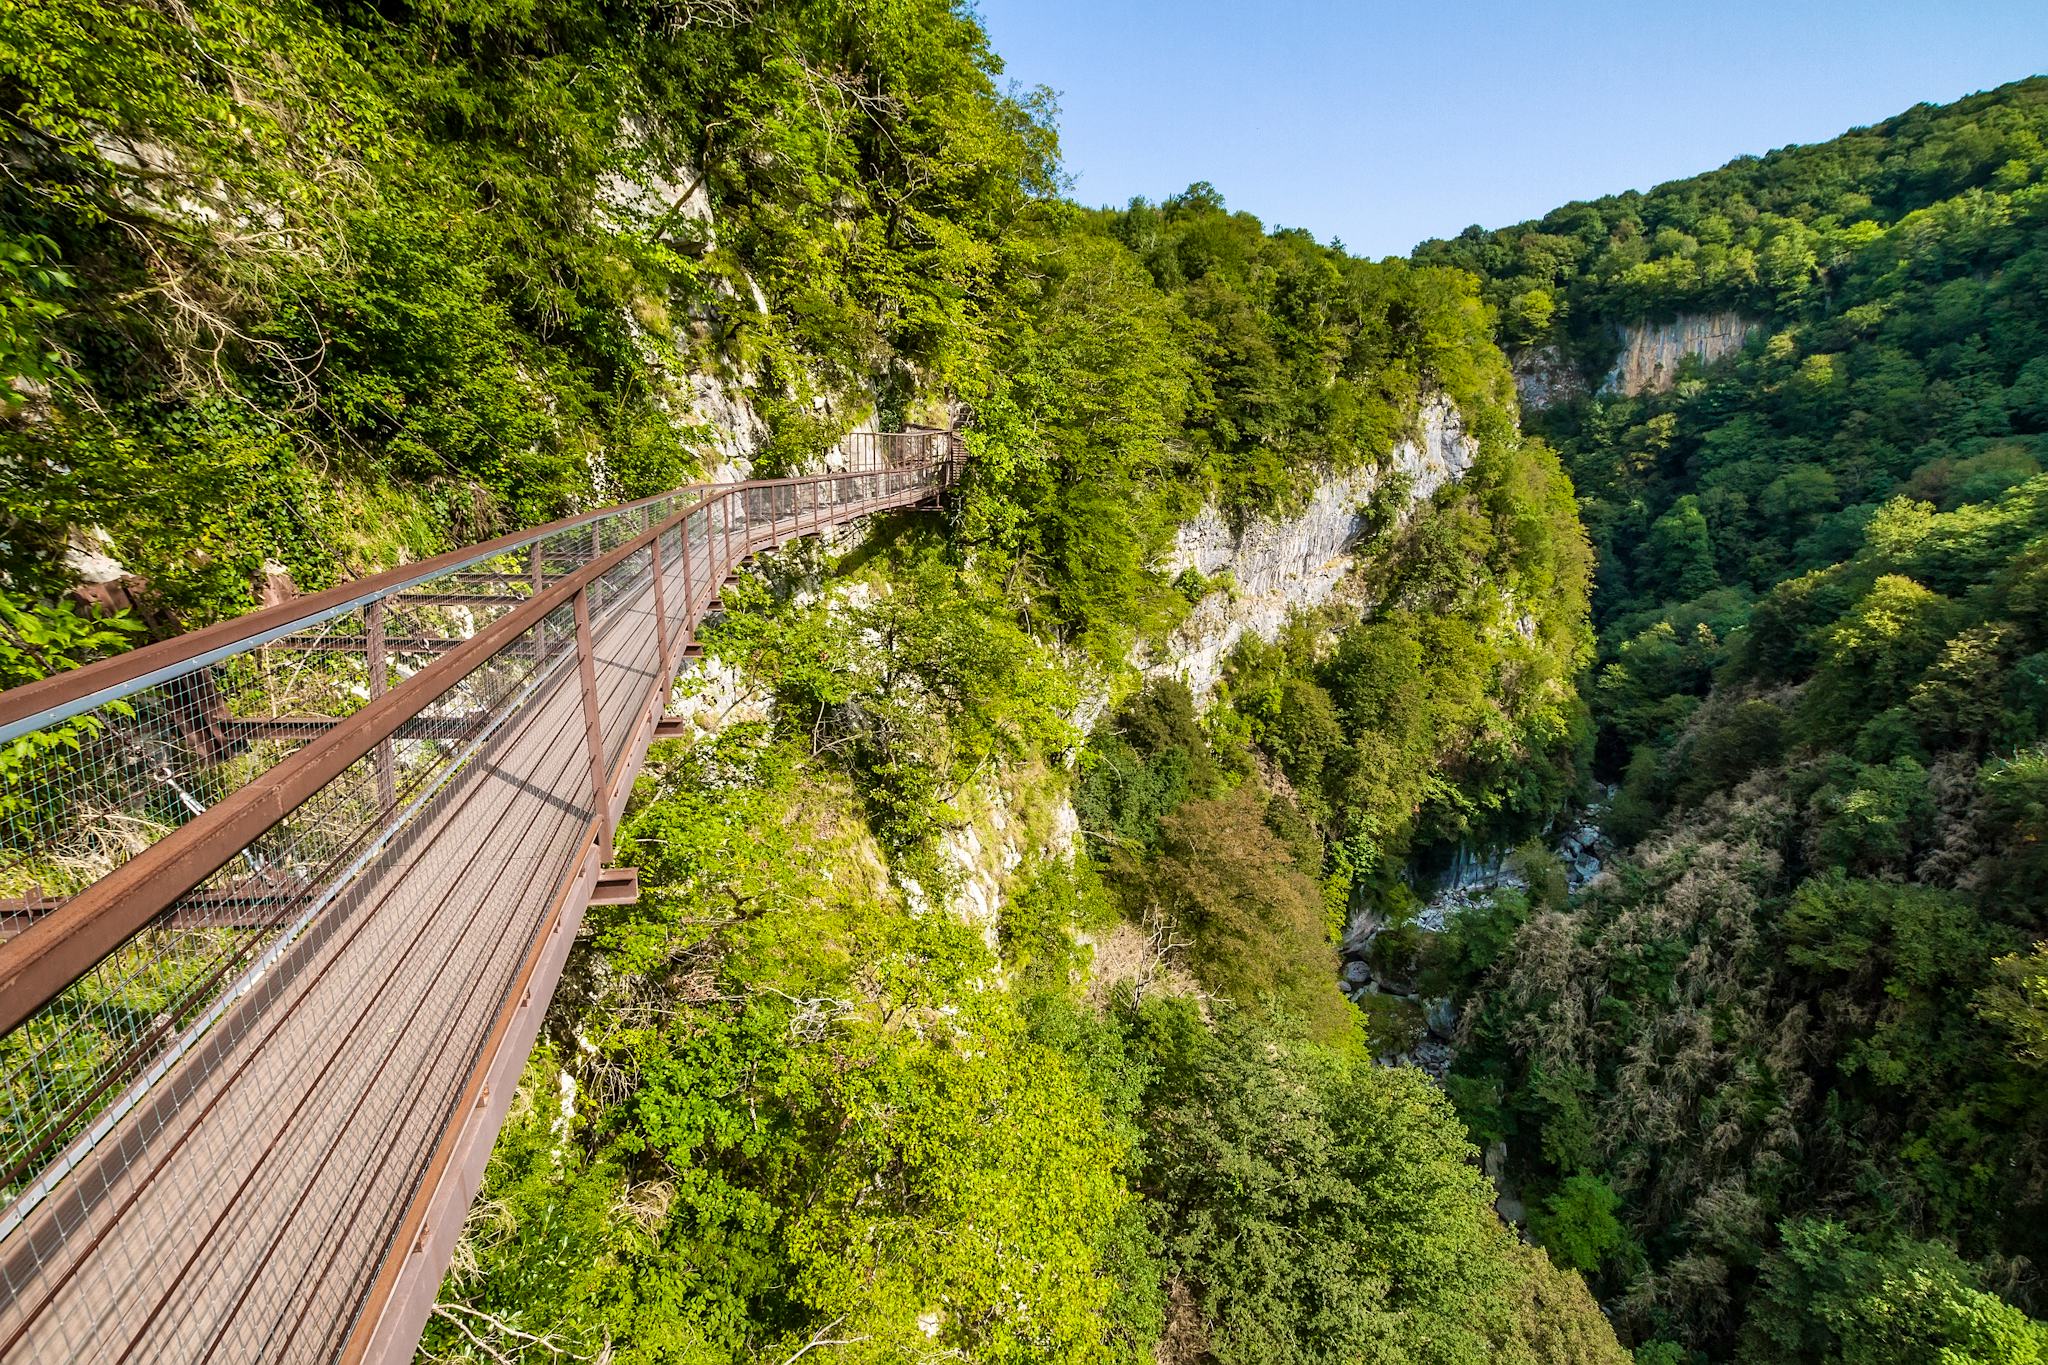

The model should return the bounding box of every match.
[1511,311,1761,412]
[1602,311,1760,396]
[1142,393,1479,699]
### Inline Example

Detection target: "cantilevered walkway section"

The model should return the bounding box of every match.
[0,430,958,1362]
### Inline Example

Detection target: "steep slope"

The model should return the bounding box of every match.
[1416,76,2048,1360]
[2,0,1041,633]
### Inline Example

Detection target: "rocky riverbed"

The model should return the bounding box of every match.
[1340,791,1613,1081]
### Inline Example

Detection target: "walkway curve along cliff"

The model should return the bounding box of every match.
[0,430,960,1362]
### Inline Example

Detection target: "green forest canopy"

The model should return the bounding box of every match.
[1419,74,2048,1362]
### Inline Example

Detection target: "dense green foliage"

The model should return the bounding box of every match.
[1743,1220,2047,1364]
[1130,1006,1624,1365]
[1418,78,2048,647]
[3,0,1049,626]
[435,725,1150,1363]
[1420,76,2048,1361]
[422,520,1618,1361]
[9,0,1583,676]
[958,188,1546,661]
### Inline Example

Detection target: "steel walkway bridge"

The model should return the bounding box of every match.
[0,431,957,1362]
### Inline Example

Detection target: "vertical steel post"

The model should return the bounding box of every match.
[573,587,611,856]
[366,598,396,816]
[682,506,696,616]
[528,542,548,668]
[649,526,670,669]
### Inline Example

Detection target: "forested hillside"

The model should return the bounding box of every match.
[1417,77,2048,1361]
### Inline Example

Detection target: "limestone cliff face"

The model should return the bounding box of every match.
[599,132,777,480]
[1141,394,1478,699]
[1511,345,1587,411]
[926,774,1080,954]
[1603,312,1759,395]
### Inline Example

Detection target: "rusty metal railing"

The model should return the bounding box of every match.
[0,429,955,1362]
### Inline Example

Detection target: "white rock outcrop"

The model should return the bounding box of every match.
[1511,345,1588,411]
[1603,312,1759,396]
[63,529,126,588]
[1144,395,1478,699]
[922,783,1081,951]
[597,120,715,240]
[680,369,769,479]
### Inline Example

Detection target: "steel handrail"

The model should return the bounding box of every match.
[0,463,941,745]
[0,457,948,1037]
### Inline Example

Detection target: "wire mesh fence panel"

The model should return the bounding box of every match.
[0,598,582,1219]
[0,596,598,1361]
[0,486,709,908]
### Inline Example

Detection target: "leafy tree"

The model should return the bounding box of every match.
[1077,680,1223,859]
[1133,1010,1627,1365]
[1533,1173,1630,1274]
[1251,675,1345,790]
[1981,944,2048,1065]
[1640,496,1720,603]
[1805,576,1957,741]
[1147,785,1353,1043]
[1506,287,1559,345]
[1806,759,1937,875]
[1742,1220,2048,1364]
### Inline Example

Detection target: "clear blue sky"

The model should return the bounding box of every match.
[973,0,2048,258]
